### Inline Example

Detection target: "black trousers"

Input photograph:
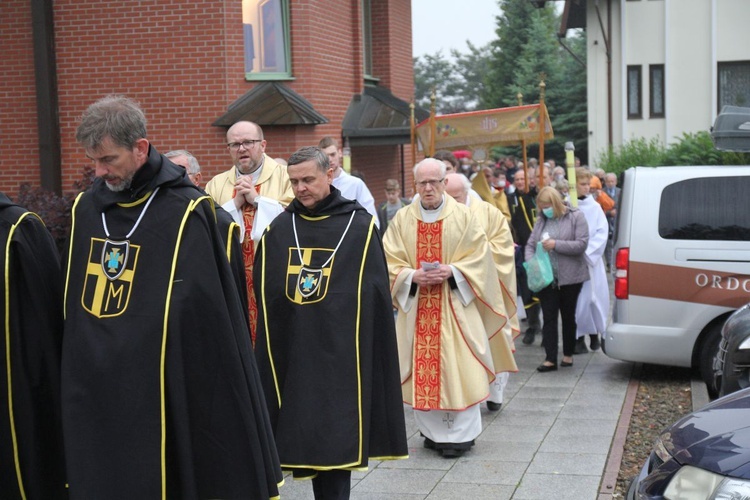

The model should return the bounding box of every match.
[526,301,541,330]
[537,282,583,363]
[311,469,352,500]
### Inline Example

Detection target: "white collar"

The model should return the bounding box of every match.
[236,158,264,184]
[419,195,445,222]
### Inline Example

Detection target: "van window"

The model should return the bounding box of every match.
[659,176,750,241]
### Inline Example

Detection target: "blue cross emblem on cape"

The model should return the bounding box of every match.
[101,239,130,281]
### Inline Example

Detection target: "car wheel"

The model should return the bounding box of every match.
[700,323,722,400]
[625,477,637,500]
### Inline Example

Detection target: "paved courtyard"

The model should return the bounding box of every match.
[277,341,634,500]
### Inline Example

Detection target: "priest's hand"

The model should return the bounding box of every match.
[413,265,452,287]
[234,176,259,209]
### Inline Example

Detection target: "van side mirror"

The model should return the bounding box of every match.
[711,105,750,152]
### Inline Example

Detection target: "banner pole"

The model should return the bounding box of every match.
[538,79,546,187]
[517,92,529,193]
[429,88,436,157]
[410,100,416,169]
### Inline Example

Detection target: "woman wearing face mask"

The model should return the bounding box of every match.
[525,186,590,372]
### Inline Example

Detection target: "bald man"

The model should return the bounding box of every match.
[383,159,517,457]
[205,121,293,344]
[445,173,518,411]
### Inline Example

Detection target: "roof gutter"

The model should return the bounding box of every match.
[32,0,62,194]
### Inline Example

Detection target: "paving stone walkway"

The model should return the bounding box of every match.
[277,341,634,500]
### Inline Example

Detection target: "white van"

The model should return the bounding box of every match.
[604,165,750,397]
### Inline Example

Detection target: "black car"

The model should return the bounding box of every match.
[713,303,750,398]
[627,386,750,499]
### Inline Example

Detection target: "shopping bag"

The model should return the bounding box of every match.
[523,242,554,292]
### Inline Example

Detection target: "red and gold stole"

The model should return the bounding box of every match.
[414,220,442,410]
[241,204,259,346]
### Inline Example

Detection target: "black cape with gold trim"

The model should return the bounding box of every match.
[254,187,408,476]
[61,146,282,499]
[0,194,66,499]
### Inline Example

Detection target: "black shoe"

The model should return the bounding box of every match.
[441,447,465,458]
[423,437,437,450]
[522,328,537,345]
[487,401,502,412]
[590,335,601,351]
[560,359,573,367]
[536,363,557,372]
[573,337,588,354]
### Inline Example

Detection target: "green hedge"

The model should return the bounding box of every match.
[596,131,750,175]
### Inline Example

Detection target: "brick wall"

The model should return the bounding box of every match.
[52,1,231,193]
[0,0,42,196]
[0,0,417,204]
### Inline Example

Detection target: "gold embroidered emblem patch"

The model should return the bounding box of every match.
[82,237,140,318]
[285,247,333,304]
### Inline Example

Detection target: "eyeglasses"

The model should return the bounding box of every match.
[416,178,445,188]
[227,140,262,151]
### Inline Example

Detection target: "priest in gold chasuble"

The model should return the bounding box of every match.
[205,121,293,345]
[445,173,520,413]
[383,159,517,458]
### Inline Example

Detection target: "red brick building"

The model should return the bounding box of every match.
[1,0,423,203]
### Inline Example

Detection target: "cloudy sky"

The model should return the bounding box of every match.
[411,0,501,59]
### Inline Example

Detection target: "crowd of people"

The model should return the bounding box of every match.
[0,94,620,499]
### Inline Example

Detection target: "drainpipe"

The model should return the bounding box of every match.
[31,0,61,194]
[594,0,613,147]
[608,0,612,147]
[710,0,717,122]
[664,0,670,144]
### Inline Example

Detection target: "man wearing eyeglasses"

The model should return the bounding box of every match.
[382,158,517,459]
[205,121,293,344]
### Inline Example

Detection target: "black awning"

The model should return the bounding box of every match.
[530,0,586,37]
[559,0,586,37]
[213,82,328,127]
[342,86,429,146]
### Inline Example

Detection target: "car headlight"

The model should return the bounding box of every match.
[738,336,750,350]
[654,435,672,463]
[663,465,750,499]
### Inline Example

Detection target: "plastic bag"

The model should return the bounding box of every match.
[523,242,554,292]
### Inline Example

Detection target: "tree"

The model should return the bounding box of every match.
[413,43,491,114]
[451,42,492,111]
[413,0,589,162]
[481,0,540,109]
[552,30,589,163]
[413,52,464,114]
[483,0,588,163]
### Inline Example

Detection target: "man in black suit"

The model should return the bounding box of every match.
[507,168,542,345]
